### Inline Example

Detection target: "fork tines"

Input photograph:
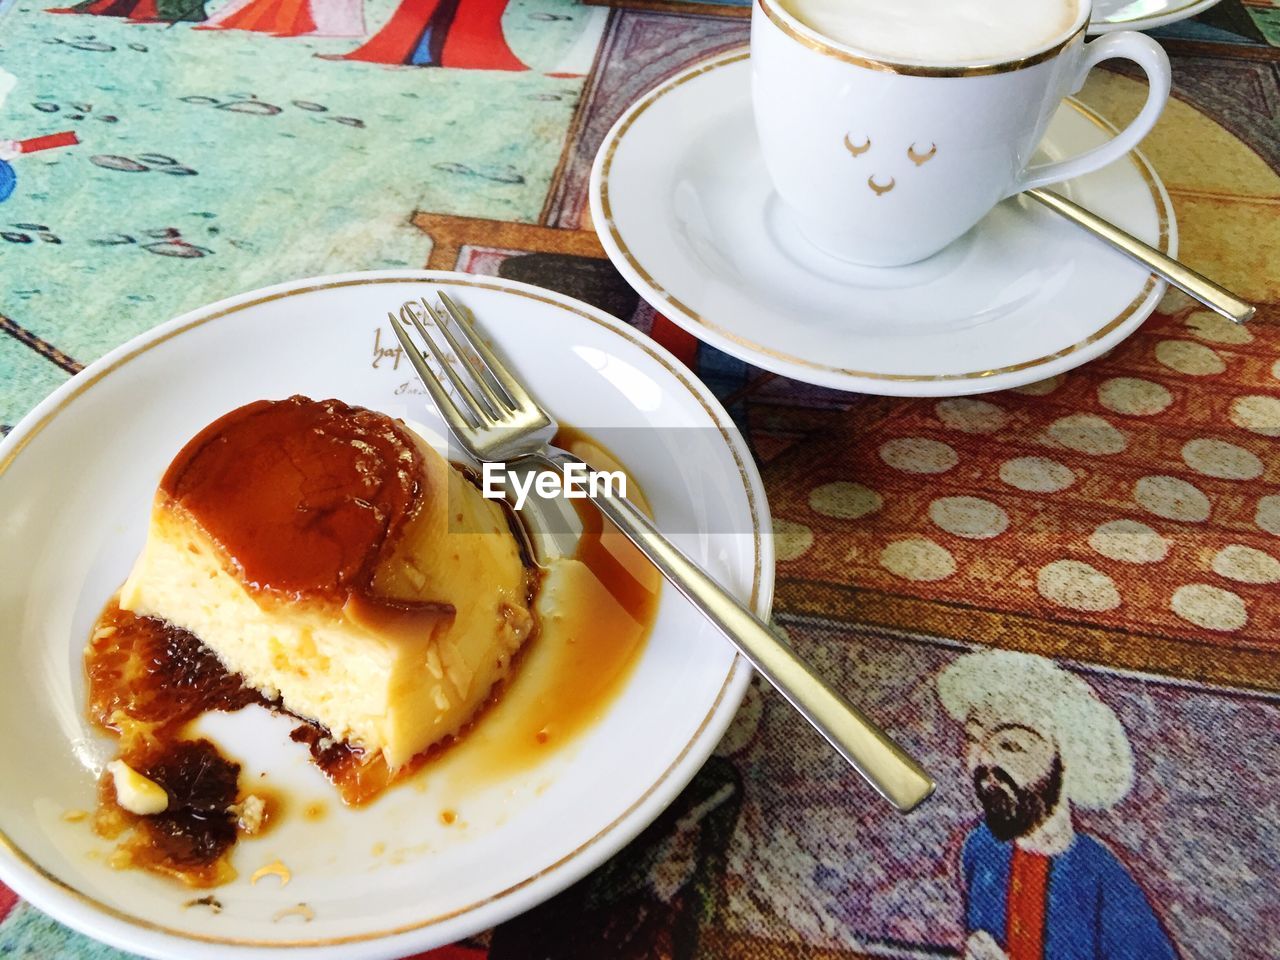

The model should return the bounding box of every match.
[387,293,539,444]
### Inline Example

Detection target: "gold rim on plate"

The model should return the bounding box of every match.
[0,273,766,948]
[595,48,1172,385]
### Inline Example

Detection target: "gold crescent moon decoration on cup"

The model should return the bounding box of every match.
[754,0,1175,265]
[843,133,871,157]
[908,142,937,165]
[867,174,895,196]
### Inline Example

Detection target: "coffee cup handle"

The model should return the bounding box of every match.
[1012,31,1171,195]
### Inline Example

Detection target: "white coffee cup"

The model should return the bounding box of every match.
[751,0,1171,266]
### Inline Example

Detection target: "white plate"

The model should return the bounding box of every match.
[1090,0,1223,33]
[589,49,1177,397]
[0,272,771,959]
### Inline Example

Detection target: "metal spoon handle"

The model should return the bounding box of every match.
[1027,187,1255,325]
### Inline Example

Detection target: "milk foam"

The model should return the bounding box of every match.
[775,0,1082,64]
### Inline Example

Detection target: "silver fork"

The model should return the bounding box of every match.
[389,293,935,813]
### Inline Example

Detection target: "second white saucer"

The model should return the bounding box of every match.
[1091,0,1223,33]
[589,48,1177,397]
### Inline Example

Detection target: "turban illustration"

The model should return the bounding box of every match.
[937,650,1134,811]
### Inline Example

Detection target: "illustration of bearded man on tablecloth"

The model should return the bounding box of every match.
[937,651,1177,960]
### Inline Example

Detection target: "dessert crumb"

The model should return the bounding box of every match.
[183,895,223,914]
[272,903,315,923]
[228,794,267,835]
[106,760,169,816]
[250,858,291,888]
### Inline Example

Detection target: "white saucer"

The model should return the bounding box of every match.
[589,49,1177,397]
[0,271,770,959]
[1091,0,1223,33]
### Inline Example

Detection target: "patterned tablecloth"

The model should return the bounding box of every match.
[1,0,1278,956]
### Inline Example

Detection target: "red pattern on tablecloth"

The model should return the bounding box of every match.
[405,945,488,960]
[0,880,18,923]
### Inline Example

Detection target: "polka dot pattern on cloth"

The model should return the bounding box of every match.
[1037,560,1121,612]
[1258,496,1280,537]
[1171,584,1247,632]
[1229,395,1280,437]
[1212,545,1280,584]
[1181,439,1263,481]
[1097,378,1173,416]
[935,398,1008,434]
[1183,309,1254,345]
[773,519,814,561]
[1155,340,1226,376]
[809,482,881,520]
[880,539,956,582]
[1088,519,1169,564]
[999,457,1075,493]
[1134,476,1212,523]
[879,438,958,475]
[1043,414,1127,455]
[928,496,1009,540]
[761,311,1280,649]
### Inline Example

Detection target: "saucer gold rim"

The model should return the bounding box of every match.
[592,48,1173,386]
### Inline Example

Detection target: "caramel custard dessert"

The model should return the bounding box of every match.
[85,396,657,887]
[124,395,534,767]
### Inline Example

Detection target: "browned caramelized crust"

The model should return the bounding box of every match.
[85,598,503,820]
[159,396,428,602]
[87,604,270,733]
[86,607,268,885]
[95,739,243,888]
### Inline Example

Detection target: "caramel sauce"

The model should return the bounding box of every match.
[82,408,661,886]
[159,396,439,609]
[447,428,662,779]
[302,801,327,822]
[86,607,275,885]
[95,739,241,888]
[287,724,403,805]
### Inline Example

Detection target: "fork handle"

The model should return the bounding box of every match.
[546,450,935,812]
